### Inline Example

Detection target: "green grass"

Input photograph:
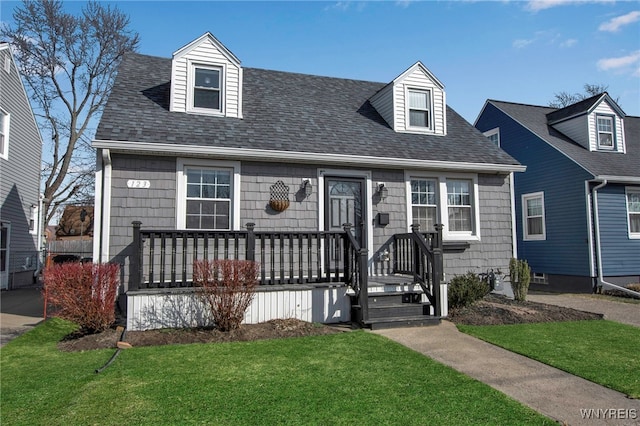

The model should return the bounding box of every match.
[1,319,555,425]
[459,320,640,398]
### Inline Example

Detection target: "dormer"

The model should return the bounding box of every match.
[546,93,626,153]
[369,61,446,136]
[170,33,243,118]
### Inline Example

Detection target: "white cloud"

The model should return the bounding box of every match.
[513,38,534,49]
[525,0,614,12]
[597,51,640,74]
[560,38,578,48]
[598,11,640,32]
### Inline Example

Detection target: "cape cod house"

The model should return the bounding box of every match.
[475,95,639,295]
[0,43,43,290]
[92,33,524,330]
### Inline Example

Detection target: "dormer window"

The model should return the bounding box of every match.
[597,115,614,150]
[188,64,223,114]
[408,89,432,130]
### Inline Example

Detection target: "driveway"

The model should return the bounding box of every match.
[528,293,640,327]
[0,287,45,346]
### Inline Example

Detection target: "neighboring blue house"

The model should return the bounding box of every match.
[0,43,44,290]
[476,94,639,294]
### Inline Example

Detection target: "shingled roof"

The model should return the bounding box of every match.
[95,53,520,169]
[487,100,639,179]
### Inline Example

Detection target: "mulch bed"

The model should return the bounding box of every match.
[57,293,603,352]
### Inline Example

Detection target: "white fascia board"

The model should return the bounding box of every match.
[592,175,640,184]
[172,32,241,67]
[93,139,526,173]
[393,61,445,90]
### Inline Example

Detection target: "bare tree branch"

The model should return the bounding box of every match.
[1,0,139,227]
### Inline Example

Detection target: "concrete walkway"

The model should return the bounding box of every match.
[0,287,45,346]
[375,294,640,426]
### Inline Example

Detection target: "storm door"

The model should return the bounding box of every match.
[325,178,366,248]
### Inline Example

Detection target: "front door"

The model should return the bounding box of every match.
[325,178,366,248]
[0,223,9,290]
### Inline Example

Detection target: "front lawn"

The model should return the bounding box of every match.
[459,320,640,398]
[1,319,555,425]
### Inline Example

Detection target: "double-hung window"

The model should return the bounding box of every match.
[192,65,222,112]
[185,169,230,229]
[177,159,240,230]
[522,192,546,240]
[411,179,437,231]
[597,115,614,150]
[447,180,473,232]
[408,89,431,130]
[627,188,640,238]
[0,109,8,159]
[409,175,479,239]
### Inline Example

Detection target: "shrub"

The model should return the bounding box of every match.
[448,271,490,310]
[627,283,640,293]
[43,262,120,333]
[509,258,531,302]
[193,259,259,332]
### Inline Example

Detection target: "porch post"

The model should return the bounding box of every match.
[358,248,369,322]
[246,223,256,262]
[433,224,444,317]
[410,224,421,281]
[131,221,142,291]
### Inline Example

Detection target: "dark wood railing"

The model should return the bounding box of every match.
[392,224,443,316]
[342,224,369,322]
[131,222,364,292]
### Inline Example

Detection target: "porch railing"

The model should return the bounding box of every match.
[392,224,443,316]
[130,222,364,292]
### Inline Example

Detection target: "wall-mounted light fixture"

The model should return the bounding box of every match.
[302,178,313,198]
[377,182,388,201]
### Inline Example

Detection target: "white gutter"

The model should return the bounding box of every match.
[92,139,526,174]
[33,193,45,278]
[591,179,640,299]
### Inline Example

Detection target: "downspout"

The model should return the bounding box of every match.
[33,193,45,279]
[592,179,640,299]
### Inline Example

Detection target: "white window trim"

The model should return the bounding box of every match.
[522,191,546,241]
[405,172,480,241]
[0,109,9,160]
[186,60,225,116]
[483,127,500,148]
[176,158,240,230]
[596,115,615,151]
[626,187,640,239]
[405,87,434,133]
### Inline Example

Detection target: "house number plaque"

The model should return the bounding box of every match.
[127,180,151,189]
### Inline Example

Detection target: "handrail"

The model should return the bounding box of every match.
[392,224,443,317]
[342,224,368,322]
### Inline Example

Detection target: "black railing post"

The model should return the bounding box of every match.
[246,223,256,262]
[433,224,444,317]
[410,224,421,281]
[342,224,352,284]
[131,221,142,291]
[358,248,369,322]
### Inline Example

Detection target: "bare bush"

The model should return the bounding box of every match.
[193,260,259,332]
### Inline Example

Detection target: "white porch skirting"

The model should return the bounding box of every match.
[126,285,351,331]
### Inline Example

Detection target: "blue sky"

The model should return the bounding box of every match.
[1,1,639,123]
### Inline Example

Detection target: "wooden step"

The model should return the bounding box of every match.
[368,302,431,319]
[364,315,441,330]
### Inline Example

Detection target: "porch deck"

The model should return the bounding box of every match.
[127,222,445,329]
